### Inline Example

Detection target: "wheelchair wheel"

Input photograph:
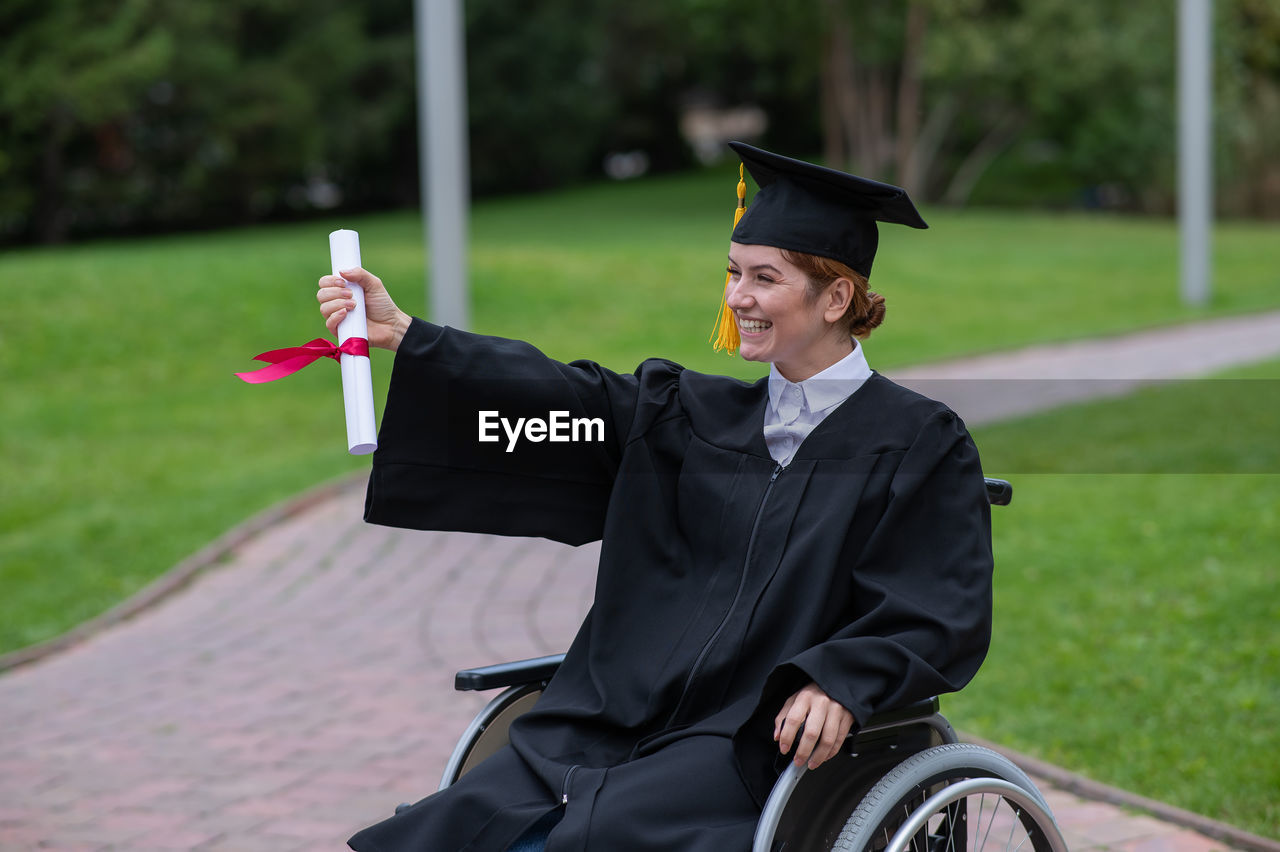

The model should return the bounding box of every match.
[830,743,1065,852]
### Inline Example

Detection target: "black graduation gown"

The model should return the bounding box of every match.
[348,319,993,852]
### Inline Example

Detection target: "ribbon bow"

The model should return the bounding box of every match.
[236,337,369,384]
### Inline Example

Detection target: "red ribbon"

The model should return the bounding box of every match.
[236,337,369,384]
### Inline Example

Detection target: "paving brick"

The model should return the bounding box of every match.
[92,807,190,836]
[1080,813,1182,845]
[127,827,224,849]
[1120,832,1234,852]
[252,815,366,841]
[195,833,312,852]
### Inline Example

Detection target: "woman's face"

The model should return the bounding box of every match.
[725,243,851,381]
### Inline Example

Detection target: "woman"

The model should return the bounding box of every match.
[320,143,993,852]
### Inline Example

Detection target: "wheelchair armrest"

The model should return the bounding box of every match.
[861,696,940,730]
[984,477,1012,506]
[455,653,566,692]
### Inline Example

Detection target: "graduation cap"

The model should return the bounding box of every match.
[711,141,928,353]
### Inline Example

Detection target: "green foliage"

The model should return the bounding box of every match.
[465,0,617,192]
[1217,0,1280,215]
[0,0,415,243]
[930,0,1280,212]
[4,0,1280,244]
[464,0,831,191]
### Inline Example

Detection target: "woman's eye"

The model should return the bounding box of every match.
[726,267,741,278]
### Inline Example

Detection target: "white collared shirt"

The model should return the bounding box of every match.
[763,344,873,466]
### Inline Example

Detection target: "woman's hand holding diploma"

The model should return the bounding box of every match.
[317,268,412,353]
[235,231,384,455]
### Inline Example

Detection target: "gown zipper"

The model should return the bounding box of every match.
[561,764,579,804]
[668,463,784,724]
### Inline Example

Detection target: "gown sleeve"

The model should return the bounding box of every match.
[763,408,994,726]
[364,318,680,546]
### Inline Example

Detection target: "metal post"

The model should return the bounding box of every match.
[1178,0,1212,307]
[414,0,471,329]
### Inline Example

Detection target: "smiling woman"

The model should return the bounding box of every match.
[315,143,994,852]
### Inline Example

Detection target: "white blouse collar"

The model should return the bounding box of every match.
[768,342,873,415]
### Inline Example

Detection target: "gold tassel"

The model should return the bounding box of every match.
[710,164,747,354]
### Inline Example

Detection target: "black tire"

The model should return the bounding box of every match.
[831,743,1058,852]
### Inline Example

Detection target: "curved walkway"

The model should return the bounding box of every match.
[4,311,1280,852]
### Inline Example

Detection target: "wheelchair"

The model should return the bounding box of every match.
[426,478,1069,852]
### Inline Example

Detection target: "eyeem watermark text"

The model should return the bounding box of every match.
[478,410,605,453]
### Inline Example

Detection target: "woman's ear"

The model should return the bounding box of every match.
[823,277,854,324]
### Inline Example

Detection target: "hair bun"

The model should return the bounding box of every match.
[850,291,886,339]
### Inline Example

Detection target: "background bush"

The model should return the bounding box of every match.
[3,0,1279,245]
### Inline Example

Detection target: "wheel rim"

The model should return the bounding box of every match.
[879,777,1066,852]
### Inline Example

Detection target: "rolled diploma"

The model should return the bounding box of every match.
[330,229,378,455]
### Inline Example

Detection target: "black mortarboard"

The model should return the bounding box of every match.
[727,141,927,280]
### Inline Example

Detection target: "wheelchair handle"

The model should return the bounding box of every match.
[984,477,1012,506]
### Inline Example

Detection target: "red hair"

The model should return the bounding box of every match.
[780,250,886,339]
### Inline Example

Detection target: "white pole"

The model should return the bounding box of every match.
[414,0,471,329]
[1178,0,1213,307]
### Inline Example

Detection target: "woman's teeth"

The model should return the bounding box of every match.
[739,319,772,333]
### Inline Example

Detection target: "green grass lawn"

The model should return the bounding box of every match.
[1,168,1277,835]
[952,358,1280,839]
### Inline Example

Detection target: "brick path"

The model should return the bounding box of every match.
[0,489,597,850]
[4,311,1280,851]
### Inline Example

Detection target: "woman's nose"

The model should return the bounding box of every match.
[725,279,750,309]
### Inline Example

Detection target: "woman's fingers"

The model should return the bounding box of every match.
[774,682,854,770]
[776,693,808,757]
[773,694,796,741]
[319,292,355,316]
[792,708,824,768]
[317,278,356,336]
[317,278,352,311]
[810,703,852,769]
[324,308,347,336]
[336,266,381,290]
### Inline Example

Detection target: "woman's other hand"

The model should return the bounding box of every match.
[317,267,412,352]
[774,682,854,770]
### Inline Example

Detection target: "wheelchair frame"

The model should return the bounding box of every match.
[429,478,1067,851]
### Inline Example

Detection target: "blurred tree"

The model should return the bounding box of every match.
[463,0,823,192]
[0,0,413,243]
[2,0,1276,244]
[0,0,175,241]
[943,0,1178,211]
[1218,0,1280,216]
[798,0,1178,207]
[464,0,616,194]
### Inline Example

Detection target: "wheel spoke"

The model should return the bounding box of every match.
[977,793,998,852]
[1002,804,1023,852]
[945,800,961,852]
[1009,815,1033,852]
[905,793,923,852]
